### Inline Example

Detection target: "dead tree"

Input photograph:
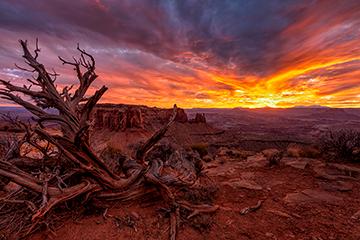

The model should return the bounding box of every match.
[0,40,217,239]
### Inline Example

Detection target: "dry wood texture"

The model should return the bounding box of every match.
[0,40,217,239]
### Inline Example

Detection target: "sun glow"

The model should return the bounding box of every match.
[0,0,359,109]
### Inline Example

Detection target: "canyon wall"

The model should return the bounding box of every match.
[91,104,206,131]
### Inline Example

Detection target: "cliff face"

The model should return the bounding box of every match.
[93,107,143,131]
[189,113,206,123]
[91,104,205,132]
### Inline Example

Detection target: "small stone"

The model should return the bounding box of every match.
[282,157,310,170]
[246,154,268,168]
[285,233,296,238]
[202,155,213,162]
[265,232,277,239]
[351,210,360,220]
[130,211,140,220]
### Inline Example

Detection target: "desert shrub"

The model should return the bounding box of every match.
[301,146,321,158]
[319,129,360,162]
[286,144,320,158]
[262,148,283,166]
[191,143,209,158]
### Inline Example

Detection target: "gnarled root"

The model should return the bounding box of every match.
[0,40,218,240]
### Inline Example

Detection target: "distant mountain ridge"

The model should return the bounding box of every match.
[292,105,330,109]
[2,106,360,120]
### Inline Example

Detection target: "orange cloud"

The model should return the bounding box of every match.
[0,0,359,108]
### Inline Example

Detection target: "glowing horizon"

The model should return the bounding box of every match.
[0,1,359,109]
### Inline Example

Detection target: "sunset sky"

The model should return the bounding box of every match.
[0,0,359,108]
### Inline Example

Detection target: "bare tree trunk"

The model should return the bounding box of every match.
[0,39,217,239]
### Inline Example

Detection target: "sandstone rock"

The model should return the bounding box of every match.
[282,157,311,170]
[246,154,268,168]
[328,163,360,178]
[172,108,188,123]
[284,189,343,204]
[319,181,353,192]
[222,178,263,190]
[313,163,360,180]
[204,162,218,169]
[216,147,230,157]
[123,107,144,130]
[93,109,105,128]
[92,107,144,131]
[130,211,140,220]
[265,232,277,239]
[202,154,213,162]
[92,104,193,131]
[189,113,206,123]
[228,150,246,159]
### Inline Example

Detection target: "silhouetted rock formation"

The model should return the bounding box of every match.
[91,104,206,131]
[173,108,188,123]
[93,106,143,131]
[190,113,206,123]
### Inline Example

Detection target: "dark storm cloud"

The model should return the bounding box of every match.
[0,0,359,108]
[1,0,359,73]
[0,0,315,75]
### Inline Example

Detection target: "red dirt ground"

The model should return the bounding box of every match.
[32,154,360,240]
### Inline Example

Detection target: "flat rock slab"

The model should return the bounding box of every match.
[319,181,353,192]
[222,178,263,190]
[284,189,343,205]
[282,157,311,170]
[246,154,268,168]
[328,163,360,178]
[313,163,360,180]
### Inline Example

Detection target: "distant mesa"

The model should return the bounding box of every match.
[304,108,360,120]
[189,113,206,123]
[233,105,329,110]
[292,105,330,109]
[91,104,207,131]
[92,106,144,131]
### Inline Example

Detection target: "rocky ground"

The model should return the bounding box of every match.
[32,148,360,240]
[2,106,360,239]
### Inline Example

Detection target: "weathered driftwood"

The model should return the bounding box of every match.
[0,40,217,239]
